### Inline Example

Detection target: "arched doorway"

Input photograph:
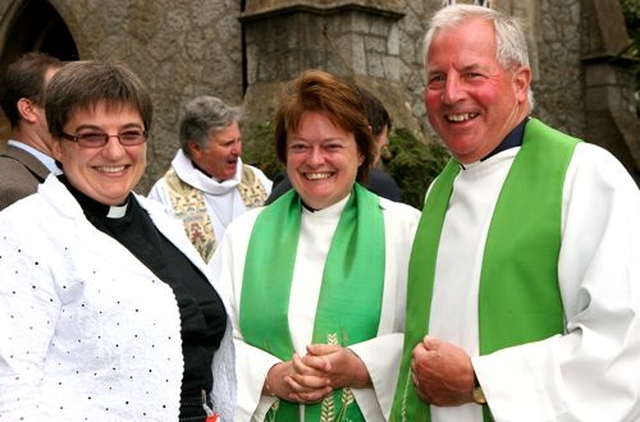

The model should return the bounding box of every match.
[0,0,79,143]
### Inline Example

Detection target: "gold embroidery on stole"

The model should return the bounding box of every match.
[164,164,267,262]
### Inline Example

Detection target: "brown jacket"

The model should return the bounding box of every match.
[0,143,52,211]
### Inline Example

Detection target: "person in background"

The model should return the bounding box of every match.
[148,95,272,263]
[211,69,420,421]
[265,84,402,204]
[354,85,402,202]
[0,51,63,210]
[0,60,235,421]
[391,5,640,422]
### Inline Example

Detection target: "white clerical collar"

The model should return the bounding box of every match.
[302,194,350,217]
[107,203,128,219]
[171,149,243,195]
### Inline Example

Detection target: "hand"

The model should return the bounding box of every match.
[410,336,475,406]
[300,344,372,389]
[264,356,332,404]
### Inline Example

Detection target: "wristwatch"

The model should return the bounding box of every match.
[472,370,487,405]
[472,386,486,405]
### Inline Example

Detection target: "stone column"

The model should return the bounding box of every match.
[240,0,423,138]
[582,0,640,183]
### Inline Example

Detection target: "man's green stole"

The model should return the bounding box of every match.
[390,119,580,422]
[241,184,386,421]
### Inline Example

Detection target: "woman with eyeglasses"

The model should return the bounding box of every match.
[0,60,235,421]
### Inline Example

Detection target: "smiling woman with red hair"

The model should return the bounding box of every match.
[211,69,420,422]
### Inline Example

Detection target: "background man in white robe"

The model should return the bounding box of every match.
[148,95,272,263]
[391,4,640,422]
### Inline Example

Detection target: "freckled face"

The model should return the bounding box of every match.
[424,18,531,164]
[286,111,364,210]
[53,102,147,205]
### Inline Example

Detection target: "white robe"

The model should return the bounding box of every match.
[210,194,421,421]
[428,143,640,422]
[148,150,273,243]
[0,175,236,421]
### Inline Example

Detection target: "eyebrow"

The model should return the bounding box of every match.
[73,122,144,132]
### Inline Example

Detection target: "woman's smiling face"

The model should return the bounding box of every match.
[53,101,147,205]
[286,111,363,210]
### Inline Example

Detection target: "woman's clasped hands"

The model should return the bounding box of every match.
[263,344,371,404]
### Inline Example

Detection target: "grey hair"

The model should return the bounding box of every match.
[179,95,243,156]
[423,4,535,108]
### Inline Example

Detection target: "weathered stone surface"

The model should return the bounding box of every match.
[0,0,637,188]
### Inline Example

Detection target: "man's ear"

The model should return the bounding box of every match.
[16,98,38,124]
[187,141,200,157]
[513,65,532,103]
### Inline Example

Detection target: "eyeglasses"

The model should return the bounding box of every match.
[60,130,148,148]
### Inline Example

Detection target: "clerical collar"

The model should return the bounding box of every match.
[481,116,529,162]
[301,201,318,212]
[193,161,229,183]
[58,175,131,219]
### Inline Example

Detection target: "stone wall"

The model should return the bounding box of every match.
[0,0,637,189]
[0,0,245,192]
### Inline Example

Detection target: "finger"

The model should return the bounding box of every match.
[298,386,333,403]
[293,353,327,376]
[306,343,340,356]
[300,353,330,372]
[415,386,432,404]
[288,386,332,404]
[286,374,314,394]
[286,373,330,392]
[423,336,442,350]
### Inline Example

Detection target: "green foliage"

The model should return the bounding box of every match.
[242,123,450,210]
[385,128,450,210]
[241,122,284,179]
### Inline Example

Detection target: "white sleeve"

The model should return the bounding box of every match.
[0,217,57,419]
[146,179,176,217]
[209,211,279,421]
[348,200,420,421]
[349,333,403,421]
[251,166,274,195]
[473,144,640,421]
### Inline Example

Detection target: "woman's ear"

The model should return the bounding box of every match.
[51,137,64,161]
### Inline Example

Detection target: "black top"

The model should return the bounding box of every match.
[367,168,402,202]
[481,117,528,161]
[59,175,226,420]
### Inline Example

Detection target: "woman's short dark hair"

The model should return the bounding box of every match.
[274,69,376,184]
[45,60,153,137]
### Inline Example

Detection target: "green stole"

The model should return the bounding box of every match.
[241,184,386,421]
[390,119,580,421]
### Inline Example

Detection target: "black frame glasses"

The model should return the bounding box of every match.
[60,130,148,148]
